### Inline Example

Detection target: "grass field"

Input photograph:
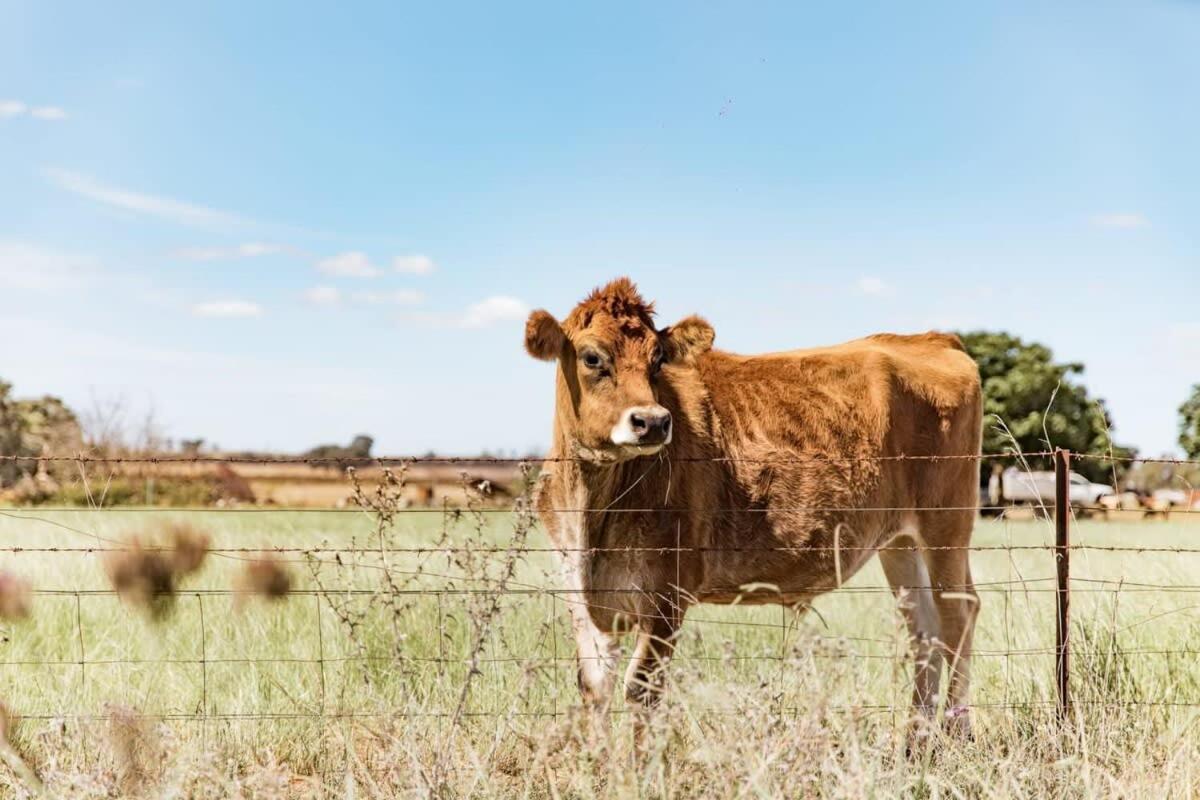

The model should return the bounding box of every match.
[1,502,1199,798]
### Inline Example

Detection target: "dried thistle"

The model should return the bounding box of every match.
[235,555,293,603]
[103,539,177,620]
[103,524,211,620]
[165,521,210,576]
[0,572,32,621]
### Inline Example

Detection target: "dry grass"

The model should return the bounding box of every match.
[0,500,1198,797]
[0,702,41,796]
[106,704,162,796]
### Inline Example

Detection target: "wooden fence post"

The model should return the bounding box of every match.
[1054,448,1072,722]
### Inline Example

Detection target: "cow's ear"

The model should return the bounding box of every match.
[524,309,566,361]
[664,315,714,362]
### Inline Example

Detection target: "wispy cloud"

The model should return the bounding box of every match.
[173,242,289,261]
[856,276,888,295]
[45,168,245,229]
[315,251,439,278]
[0,240,97,291]
[401,295,528,329]
[393,254,436,275]
[30,106,68,120]
[352,289,425,305]
[1091,212,1149,229]
[192,300,263,318]
[1,100,67,120]
[316,251,382,278]
[304,286,342,306]
[303,286,425,307]
[459,296,528,327]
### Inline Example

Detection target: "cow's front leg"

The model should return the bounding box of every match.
[623,615,679,709]
[568,603,619,709]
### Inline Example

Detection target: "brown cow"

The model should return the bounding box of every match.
[524,278,982,737]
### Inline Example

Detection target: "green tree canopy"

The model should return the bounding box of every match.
[957,332,1135,483]
[1179,384,1200,461]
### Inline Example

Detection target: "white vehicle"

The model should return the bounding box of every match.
[991,467,1115,507]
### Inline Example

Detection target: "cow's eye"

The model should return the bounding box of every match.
[650,351,665,375]
[582,352,603,369]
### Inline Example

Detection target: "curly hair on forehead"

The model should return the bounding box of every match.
[565,277,658,332]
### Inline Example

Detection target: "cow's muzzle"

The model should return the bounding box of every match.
[610,405,673,449]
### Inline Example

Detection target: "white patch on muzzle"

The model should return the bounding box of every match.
[610,406,672,447]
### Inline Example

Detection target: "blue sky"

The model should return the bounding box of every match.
[1,1,1196,456]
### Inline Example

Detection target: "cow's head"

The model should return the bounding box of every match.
[524,278,714,463]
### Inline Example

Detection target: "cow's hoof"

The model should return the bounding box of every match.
[903,714,937,759]
[943,705,973,739]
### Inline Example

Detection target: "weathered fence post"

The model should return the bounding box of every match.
[1054,448,1072,722]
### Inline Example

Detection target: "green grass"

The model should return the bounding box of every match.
[1,506,1199,797]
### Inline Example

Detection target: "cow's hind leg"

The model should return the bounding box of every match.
[879,535,943,743]
[919,508,979,737]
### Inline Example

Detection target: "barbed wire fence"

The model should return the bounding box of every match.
[0,448,1198,744]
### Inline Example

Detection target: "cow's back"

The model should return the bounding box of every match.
[689,331,981,566]
[699,331,978,454]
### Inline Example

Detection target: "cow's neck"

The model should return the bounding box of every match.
[545,421,675,554]
[542,365,716,548]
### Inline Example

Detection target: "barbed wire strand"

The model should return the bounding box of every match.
[2,448,1199,728]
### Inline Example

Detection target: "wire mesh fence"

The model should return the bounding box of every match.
[1,448,1199,738]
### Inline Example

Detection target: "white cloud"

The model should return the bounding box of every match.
[400,295,529,329]
[239,242,283,257]
[192,300,263,318]
[45,168,244,229]
[458,295,529,328]
[392,254,436,275]
[304,286,342,306]
[352,289,425,305]
[174,242,287,260]
[316,251,382,278]
[0,240,96,290]
[0,100,28,118]
[0,101,66,120]
[1091,213,1149,229]
[304,287,424,307]
[856,276,887,295]
[30,106,68,120]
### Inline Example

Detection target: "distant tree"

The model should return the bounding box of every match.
[17,394,82,455]
[0,382,24,485]
[1180,384,1200,461]
[347,435,374,459]
[304,434,375,462]
[1122,458,1200,494]
[0,379,83,486]
[957,332,1136,483]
